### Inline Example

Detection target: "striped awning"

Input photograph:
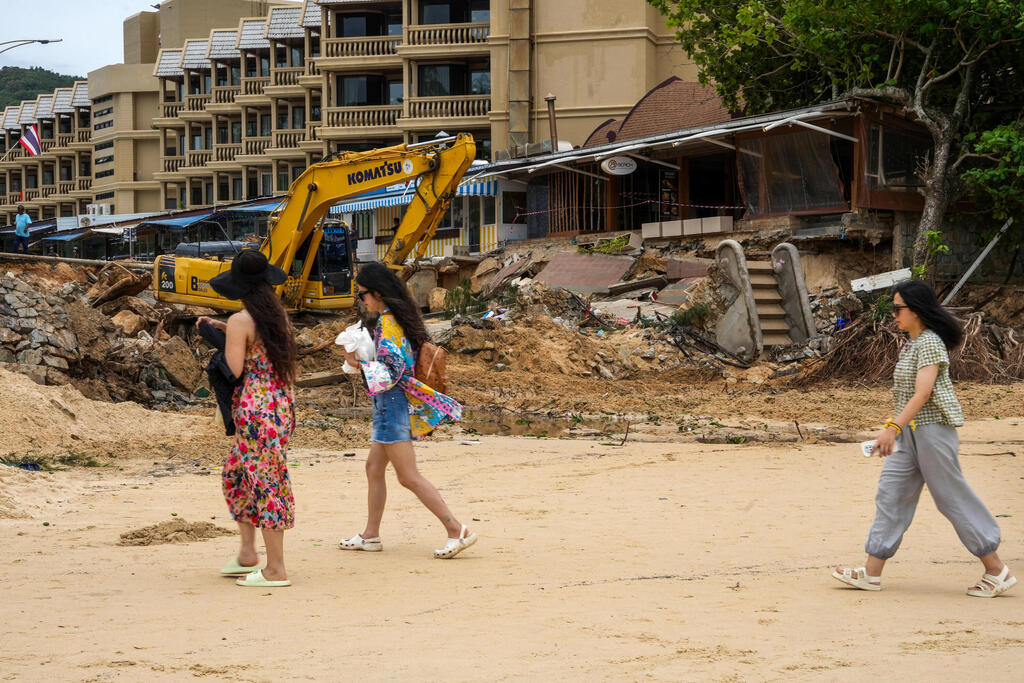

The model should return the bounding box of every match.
[329,180,498,214]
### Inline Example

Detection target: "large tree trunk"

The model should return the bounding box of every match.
[913,133,955,271]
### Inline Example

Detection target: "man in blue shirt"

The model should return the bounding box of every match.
[14,205,31,253]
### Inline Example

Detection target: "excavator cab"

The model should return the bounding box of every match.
[287,219,357,307]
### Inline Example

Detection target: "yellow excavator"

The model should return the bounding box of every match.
[153,133,475,312]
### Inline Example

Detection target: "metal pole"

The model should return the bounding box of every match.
[544,93,558,153]
[941,217,1014,305]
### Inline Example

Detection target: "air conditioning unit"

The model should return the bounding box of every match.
[79,216,92,228]
[86,203,99,215]
[99,203,114,215]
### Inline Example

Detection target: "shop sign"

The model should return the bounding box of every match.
[600,156,638,176]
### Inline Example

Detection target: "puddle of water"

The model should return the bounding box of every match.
[460,411,623,438]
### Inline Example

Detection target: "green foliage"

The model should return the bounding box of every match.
[870,292,893,321]
[0,66,82,110]
[911,230,950,279]
[962,121,1024,242]
[670,303,711,328]
[443,279,485,318]
[577,235,630,254]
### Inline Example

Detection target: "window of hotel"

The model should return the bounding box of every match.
[309,34,321,58]
[41,121,54,138]
[291,165,303,181]
[470,0,489,23]
[217,124,229,144]
[277,107,290,130]
[476,137,492,161]
[419,1,490,24]
[94,107,113,118]
[245,55,258,78]
[419,64,489,97]
[43,169,55,185]
[311,101,322,122]
[189,74,202,94]
[60,165,72,181]
[290,46,304,67]
[231,66,241,85]
[261,56,270,76]
[192,131,203,150]
[216,66,229,87]
[58,116,72,134]
[339,14,380,38]
[206,182,213,205]
[470,68,490,94]
[420,1,452,24]
[204,75,212,93]
[278,168,289,191]
[292,106,305,129]
[231,121,242,143]
[204,128,212,149]
[191,186,202,206]
[233,177,242,200]
[218,180,229,200]
[247,118,258,137]
[275,45,288,68]
[387,12,402,35]
[79,160,91,176]
[95,155,113,165]
[26,172,38,189]
[388,81,403,105]
[338,75,389,106]
[261,114,272,136]
[95,169,114,179]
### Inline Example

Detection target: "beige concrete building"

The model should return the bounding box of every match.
[0,0,282,225]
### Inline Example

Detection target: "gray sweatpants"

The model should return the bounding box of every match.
[865,424,1001,560]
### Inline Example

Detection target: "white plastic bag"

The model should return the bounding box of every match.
[335,322,375,374]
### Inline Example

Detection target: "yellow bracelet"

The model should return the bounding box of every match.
[884,420,903,434]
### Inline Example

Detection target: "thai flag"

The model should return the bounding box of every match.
[18,124,42,156]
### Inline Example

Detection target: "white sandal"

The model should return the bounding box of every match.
[338,533,382,552]
[434,524,477,559]
[832,566,881,591]
[967,564,1016,598]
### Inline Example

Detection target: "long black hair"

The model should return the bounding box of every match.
[356,262,429,352]
[894,280,963,350]
[241,280,297,384]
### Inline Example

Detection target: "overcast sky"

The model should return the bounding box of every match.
[0,1,196,77]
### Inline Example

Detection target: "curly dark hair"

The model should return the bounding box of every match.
[355,262,429,352]
[242,280,297,384]
[894,280,964,350]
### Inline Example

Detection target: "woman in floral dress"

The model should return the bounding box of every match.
[199,249,297,587]
[338,262,476,559]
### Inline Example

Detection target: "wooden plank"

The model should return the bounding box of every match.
[296,371,349,387]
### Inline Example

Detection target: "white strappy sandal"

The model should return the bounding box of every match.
[434,524,477,559]
[832,566,882,591]
[967,565,1016,598]
[338,533,382,552]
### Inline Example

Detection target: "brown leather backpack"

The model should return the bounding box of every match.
[415,341,448,395]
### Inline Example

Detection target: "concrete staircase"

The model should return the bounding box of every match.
[747,260,792,346]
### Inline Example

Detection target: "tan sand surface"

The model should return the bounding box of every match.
[2,419,1022,682]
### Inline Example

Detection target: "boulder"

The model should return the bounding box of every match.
[428,287,448,313]
[154,336,202,392]
[111,310,148,337]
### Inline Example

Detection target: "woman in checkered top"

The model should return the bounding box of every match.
[832,280,1015,598]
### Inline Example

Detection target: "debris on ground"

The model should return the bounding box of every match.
[117,519,234,546]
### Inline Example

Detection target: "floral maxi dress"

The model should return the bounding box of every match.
[222,340,296,530]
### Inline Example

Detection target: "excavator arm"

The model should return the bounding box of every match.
[154,133,475,311]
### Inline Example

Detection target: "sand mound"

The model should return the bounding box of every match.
[0,367,218,461]
[118,519,234,546]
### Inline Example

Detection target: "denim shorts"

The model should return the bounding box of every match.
[371,385,412,443]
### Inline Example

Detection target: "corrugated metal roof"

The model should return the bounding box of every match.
[53,88,74,114]
[155,48,185,77]
[181,40,211,69]
[208,30,240,60]
[70,82,90,108]
[302,0,322,28]
[2,106,20,130]
[237,18,271,50]
[18,101,38,125]
[266,6,304,39]
[35,95,55,119]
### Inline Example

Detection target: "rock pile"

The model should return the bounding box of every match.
[0,270,208,405]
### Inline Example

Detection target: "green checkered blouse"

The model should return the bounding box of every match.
[892,329,964,427]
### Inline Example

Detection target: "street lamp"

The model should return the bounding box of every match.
[0,38,63,55]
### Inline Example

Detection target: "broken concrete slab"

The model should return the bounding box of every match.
[534,252,635,294]
[654,277,704,306]
[850,268,911,293]
[666,258,712,280]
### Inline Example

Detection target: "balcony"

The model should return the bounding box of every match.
[212,86,241,105]
[325,105,401,130]
[76,130,91,143]
[405,95,490,120]
[186,150,212,167]
[58,181,75,194]
[240,77,271,101]
[163,157,185,173]
[6,193,20,204]
[24,189,40,201]
[244,137,272,155]
[4,147,24,161]
[272,130,305,148]
[323,36,399,59]
[41,140,56,153]
[215,144,242,162]
[57,133,74,147]
[162,102,184,118]
[185,94,212,113]
[77,178,91,191]
[40,185,56,198]
[306,61,321,76]
[400,23,489,57]
[267,68,304,94]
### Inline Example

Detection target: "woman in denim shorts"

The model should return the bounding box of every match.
[339,263,477,559]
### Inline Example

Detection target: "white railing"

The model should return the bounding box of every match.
[406,23,489,46]
[406,95,490,119]
[325,105,401,128]
[323,36,399,58]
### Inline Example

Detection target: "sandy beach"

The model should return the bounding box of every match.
[2,418,1021,682]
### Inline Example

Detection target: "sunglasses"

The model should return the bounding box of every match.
[356,289,371,301]
[892,304,909,313]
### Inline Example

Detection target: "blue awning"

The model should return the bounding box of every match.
[41,228,93,242]
[328,180,498,215]
[215,198,285,213]
[137,211,214,230]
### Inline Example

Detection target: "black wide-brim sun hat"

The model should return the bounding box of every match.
[209,250,287,300]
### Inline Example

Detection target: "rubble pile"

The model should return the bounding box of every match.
[0,268,211,405]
